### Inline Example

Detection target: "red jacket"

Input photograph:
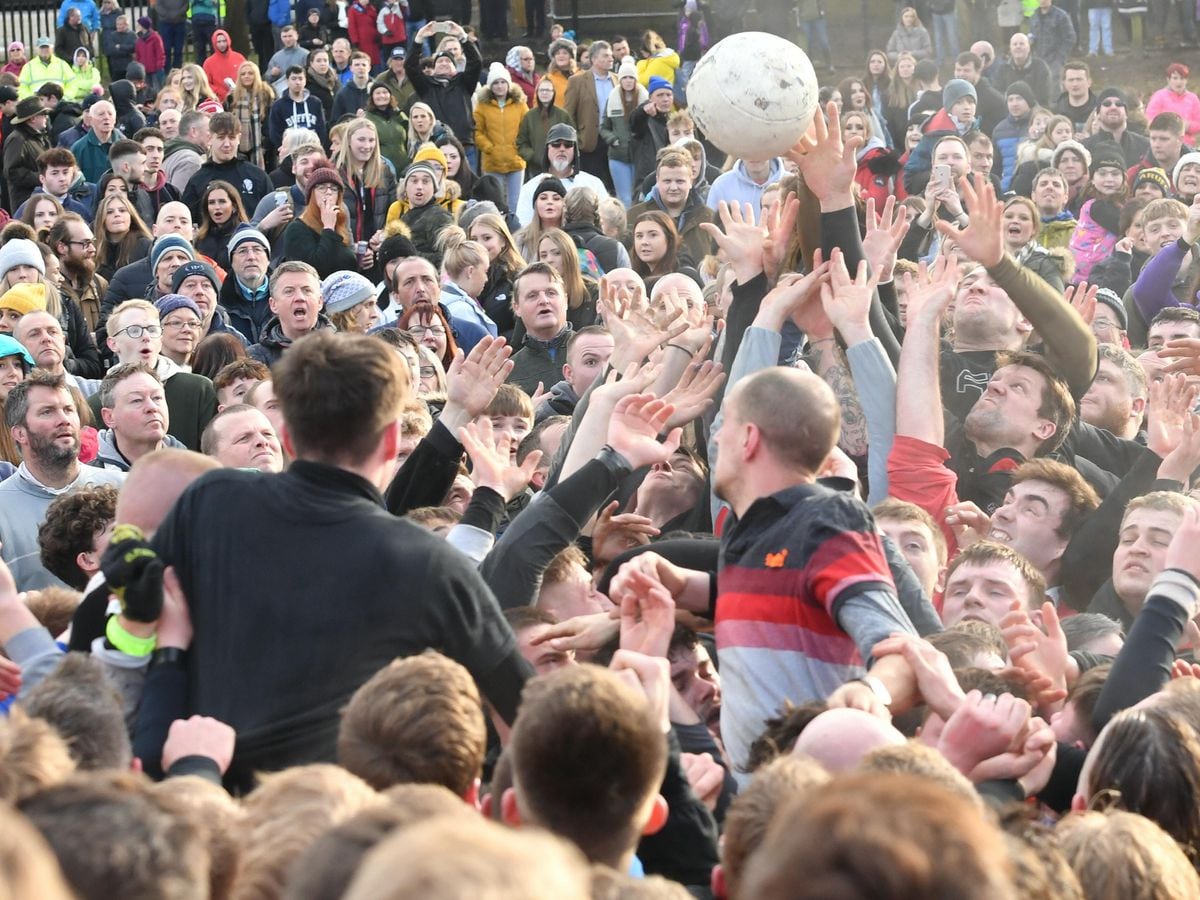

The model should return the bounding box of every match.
[134,30,165,74]
[348,3,382,67]
[202,30,246,103]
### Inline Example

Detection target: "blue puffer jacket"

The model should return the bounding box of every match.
[992,113,1031,191]
[269,0,293,27]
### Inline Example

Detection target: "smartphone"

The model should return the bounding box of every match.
[931,164,951,192]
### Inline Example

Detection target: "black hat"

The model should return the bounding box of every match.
[1095,87,1128,108]
[11,97,44,124]
[1005,80,1036,110]
[545,122,577,145]
[0,86,17,104]
[1090,144,1127,174]
[531,177,567,206]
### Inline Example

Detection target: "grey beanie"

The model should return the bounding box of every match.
[0,239,45,280]
[322,270,377,314]
[942,78,978,111]
[1094,288,1128,330]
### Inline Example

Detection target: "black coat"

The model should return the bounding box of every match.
[404,36,482,146]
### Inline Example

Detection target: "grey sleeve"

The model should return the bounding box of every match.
[708,326,782,524]
[5,627,64,699]
[845,338,897,507]
[834,587,919,665]
[880,533,943,637]
[90,638,150,728]
[445,524,496,565]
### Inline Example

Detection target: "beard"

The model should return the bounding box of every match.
[1082,398,1133,437]
[27,427,79,472]
[63,254,96,285]
[550,156,572,174]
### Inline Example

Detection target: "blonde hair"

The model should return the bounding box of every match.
[107,298,160,336]
[180,62,217,110]
[230,60,275,109]
[0,707,76,804]
[538,227,591,310]
[435,225,489,279]
[1058,810,1200,899]
[333,118,386,190]
[468,212,526,273]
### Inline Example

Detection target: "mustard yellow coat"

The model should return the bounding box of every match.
[474,91,528,174]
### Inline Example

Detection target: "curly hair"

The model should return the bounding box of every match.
[37,484,118,590]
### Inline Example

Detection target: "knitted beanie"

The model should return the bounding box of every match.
[1133,167,1171,196]
[0,283,48,316]
[1174,151,1200,189]
[1094,288,1128,330]
[0,238,45,281]
[154,293,203,321]
[304,161,344,203]
[227,224,271,257]
[942,78,978,111]
[647,75,672,96]
[322,271,377,314]
[171,260,220,294]
[150,234,195,272]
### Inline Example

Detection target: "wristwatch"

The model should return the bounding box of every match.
[853,674,893,707]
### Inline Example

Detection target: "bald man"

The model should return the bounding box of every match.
[67,448,221,653]
[791,708,906,773]
[611,367,920,775]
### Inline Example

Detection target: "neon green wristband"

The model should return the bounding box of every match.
[106,616,157,657]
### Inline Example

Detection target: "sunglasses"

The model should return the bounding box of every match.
[1100,99,1126,108]
[548,140,574,149]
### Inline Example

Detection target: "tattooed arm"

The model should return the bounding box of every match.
[809,338,869,457]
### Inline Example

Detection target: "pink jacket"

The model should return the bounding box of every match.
[134,30,166,75]
[1146,86,1200,142]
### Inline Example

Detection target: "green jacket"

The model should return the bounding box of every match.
[517,105,574,176]
[600,84,647,164]
[367,106,410,175]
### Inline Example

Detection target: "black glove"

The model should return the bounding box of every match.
[100,524,165,623]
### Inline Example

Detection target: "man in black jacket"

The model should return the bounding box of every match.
[405,20,482,167]
[181,113,273,220]
[151,327,532,789]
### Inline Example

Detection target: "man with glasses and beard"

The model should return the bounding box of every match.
[49,214,106,337]
[0,371,125,590]
[515,123,609,226]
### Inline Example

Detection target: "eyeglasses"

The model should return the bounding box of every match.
[548,141,574,149]
[114,324,162,338]
[66,238,95,247]
[419,365,436,378]
[408,324,446,336]
[162,319,201,331]
[1100,99,1126,108]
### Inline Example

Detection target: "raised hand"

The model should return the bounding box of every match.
[529,610,620,652]
[699,200,768,283]
[898,254,959,325]
[619,568,676,658]
[763,191,801,284]
[785,100,858,208]
[1145,372,1200,459]
[753,252,833,333]
[860,195,910,284]
[600,277,688,370]
[1064,282,1098,326]
[943,500,991,550]
[661,358,726,429]
[442,336,514,429]
[870,632,964,720]
[820,246,880,346]
[1001,601,1071,711]
[161,716,236,775]
[605,393,682,471]
[1164,499,1200,597]
[592,500,660,569]
[937,690,1032,778]
[590,358,663,408]
[609,648,671,733]
[934,173,1004,268]
[680,752,725,811]
[458,419,541,503]
[1159,337,1200,378]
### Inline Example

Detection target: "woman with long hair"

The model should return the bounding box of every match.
[546,38,577,105]
[884,51,919,146]
[227,60,276,169]
[93,193,152,281]
[406,102,446,161]
[435,132,477,199]
[863,50,892,117]
[886,7,932,63]
[468,212,525,339]
[843,109,899,208]
[602,58,648,207]
[190,331,247,380]
[278,159,358,278]
[180,62,218,111]
[399,301,459,370]
[516,77,573,178]
[837,75,892,149]
[305,47,339,118]
[538,227,597,328]
[630,210,682,281]
[20,194,65,241]
[194,180,248,272]
[435,226,495,350]
[515,177,565,261]
[366,81,410,174]
[333,118,398,271]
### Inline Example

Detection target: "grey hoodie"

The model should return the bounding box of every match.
[92,428,187,472]
[0,463,125,590]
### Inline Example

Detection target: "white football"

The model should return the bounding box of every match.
[686,32,819,161]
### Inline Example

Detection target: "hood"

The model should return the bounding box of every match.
[95,428,185,469]
[856,134,887,161]
[256,314,336,348]
[74,47,92,66]
[110,79,136,113]
[154,353,185,382]
[164,136,203,158]
[922,107,958,135]
[544,379,578,408]
[290,89,313,103]
[211,28,232,51]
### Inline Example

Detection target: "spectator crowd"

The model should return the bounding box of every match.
[6,0,1200,898]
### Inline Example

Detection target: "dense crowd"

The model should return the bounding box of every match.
[5,0,1200,897]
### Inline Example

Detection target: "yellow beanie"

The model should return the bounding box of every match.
[0,282,48,316]
[413,143,449,172]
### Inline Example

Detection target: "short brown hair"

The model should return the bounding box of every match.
[19,773,210,900]
[1010,458,1099,539]
[656,149,691,173]
[944,540,1047,611]
[1058,810,1200,899]
[512,261,565,305]
[721,755,830,898]
[273,331,410,465]
[509,664,668,867]
[208,111,240,136]
[0,708,75,804]
[337,651,487,796]
[21,654,131,771]
[485,382,534,420]
[1149,111,1185,135]
[0,803,76,900]
[37,484,117,589]
[872,497,948,564]
[733,367,840,473]
[995,350,1076,455]
[741,773,1015,898]
[212,358,269,392]
[152,775,244,900]
[859,740,980,806]
[22,587,82,640]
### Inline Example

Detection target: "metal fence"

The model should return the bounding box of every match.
[2,3,154,57]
